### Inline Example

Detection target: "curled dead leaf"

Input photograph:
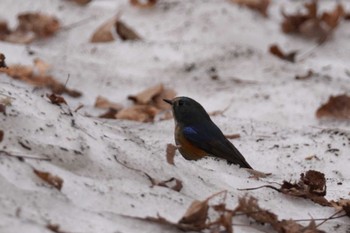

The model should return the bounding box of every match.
[316,94,350,120]
[115,20,141,41]
[0,53,6,68]
[232,0,270,17]
[130,0,157,8]
[33,169,63,190]
[46,93,67,106]
[269,44,297,63]
[166,143,177,165]
[94,96,123,111]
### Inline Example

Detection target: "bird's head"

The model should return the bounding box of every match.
[163,97,210,125]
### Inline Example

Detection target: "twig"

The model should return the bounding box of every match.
[0,150,51,161]
[238,185,280,192]
[61,16,96,31]
[316,210,345,228]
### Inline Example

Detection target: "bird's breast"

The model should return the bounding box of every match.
[175,124,207,160]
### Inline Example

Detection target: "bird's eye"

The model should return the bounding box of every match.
[178,100,184,106]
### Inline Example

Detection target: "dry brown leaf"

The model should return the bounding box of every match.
[116,105,159,122]
[237,196,326,233]
[46,93,67,106]
[90,17,117,43]
[115,20,141,41]
[0,13,59,44]
[330,198,350,218]
[295,69,314,80]
[232,0,270,17]
[17,13,60,38]
[0,53,6,68]
[241,170,330,206]
[46,223,61,233]
[179,199,209,227]
[225,134,240,139]
[269,44,297,63]
[69,0,92,5]
[130,0,157,8]
[166,143,177,165]
[0,130,3,142]
[0,61,82,97]
[94,96,123,111]
[316,94,350,120]
[99,109,119,119]
[321,4,344,29]
[281,1,345,43]
[128,83,164,105]
[148,177,183,192]
[237,196,278,225]
[33,169,63,190]
[305,155,320,161]
[0,104,5,115]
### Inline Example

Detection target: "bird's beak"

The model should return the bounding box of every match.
[163,99,173,105]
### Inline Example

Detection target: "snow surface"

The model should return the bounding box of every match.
[1,0,350,232]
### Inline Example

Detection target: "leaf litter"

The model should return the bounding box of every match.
[0,59,81,97]
[281,0,345,43]
[133,191,329,233]
[0,12,60,44]
[96,83,176,122]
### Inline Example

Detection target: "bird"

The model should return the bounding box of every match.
[163,97,252,169]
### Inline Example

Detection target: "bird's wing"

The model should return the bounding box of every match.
[182,125,252,169]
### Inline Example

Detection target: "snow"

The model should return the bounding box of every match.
[1,0,350,232]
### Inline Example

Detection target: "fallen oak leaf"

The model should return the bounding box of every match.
[166,143,177,165]
[33,169,63,190]
[130,0,157,8]
[153,88,176,110]
[46,93,67,106]
[316,94,350,120]
[269,44,297,63]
